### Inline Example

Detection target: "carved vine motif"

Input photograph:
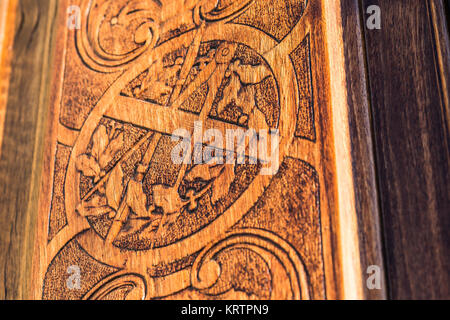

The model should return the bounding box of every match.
[77,230,309,300]
[190,230,310,300]
[42,0,321,300]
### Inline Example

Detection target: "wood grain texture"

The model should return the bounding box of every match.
[0,0,58,299]
[340,0,387,300]
[0,0,18,156]
[362,0,450,299]
[4,0,434,300]
[430,0,450,130]
[23,0,370,300]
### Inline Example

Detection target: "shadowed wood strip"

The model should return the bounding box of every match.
[0,0,18,156]
[362,0,450,299]
[0,0,58,299]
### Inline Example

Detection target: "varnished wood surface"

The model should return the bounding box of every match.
[0,0,447,300]
[28,0,367,300]
[0,0,58,299]
[362,0,449,299]
[340,0,387,300]
[0,0,18,156]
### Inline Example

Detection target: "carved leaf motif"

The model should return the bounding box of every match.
[99,131,124,169]
[92,125,109,162]
[88,124,125,170]
[105,166,124,211]
[76,154,101,178]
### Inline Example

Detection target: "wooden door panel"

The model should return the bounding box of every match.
[32,0,354,300]
[0,0,398,300]
[1,0,448,301]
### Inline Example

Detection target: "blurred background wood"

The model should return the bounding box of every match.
[0,0,57,299]
[361,0,449,299]
[340,0,387,300]
[0,0,18,156]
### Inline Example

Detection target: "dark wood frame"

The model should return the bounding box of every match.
[359,0,449,299]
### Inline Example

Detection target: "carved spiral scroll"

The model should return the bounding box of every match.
[191,229,310,300]
[76,0,161,73]
[75,0,257,73]
[82,273,147,300]
[197,0,253,22]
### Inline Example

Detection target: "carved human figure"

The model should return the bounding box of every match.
[106,164,161,243]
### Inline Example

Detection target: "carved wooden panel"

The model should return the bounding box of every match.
[31,0,362,300]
